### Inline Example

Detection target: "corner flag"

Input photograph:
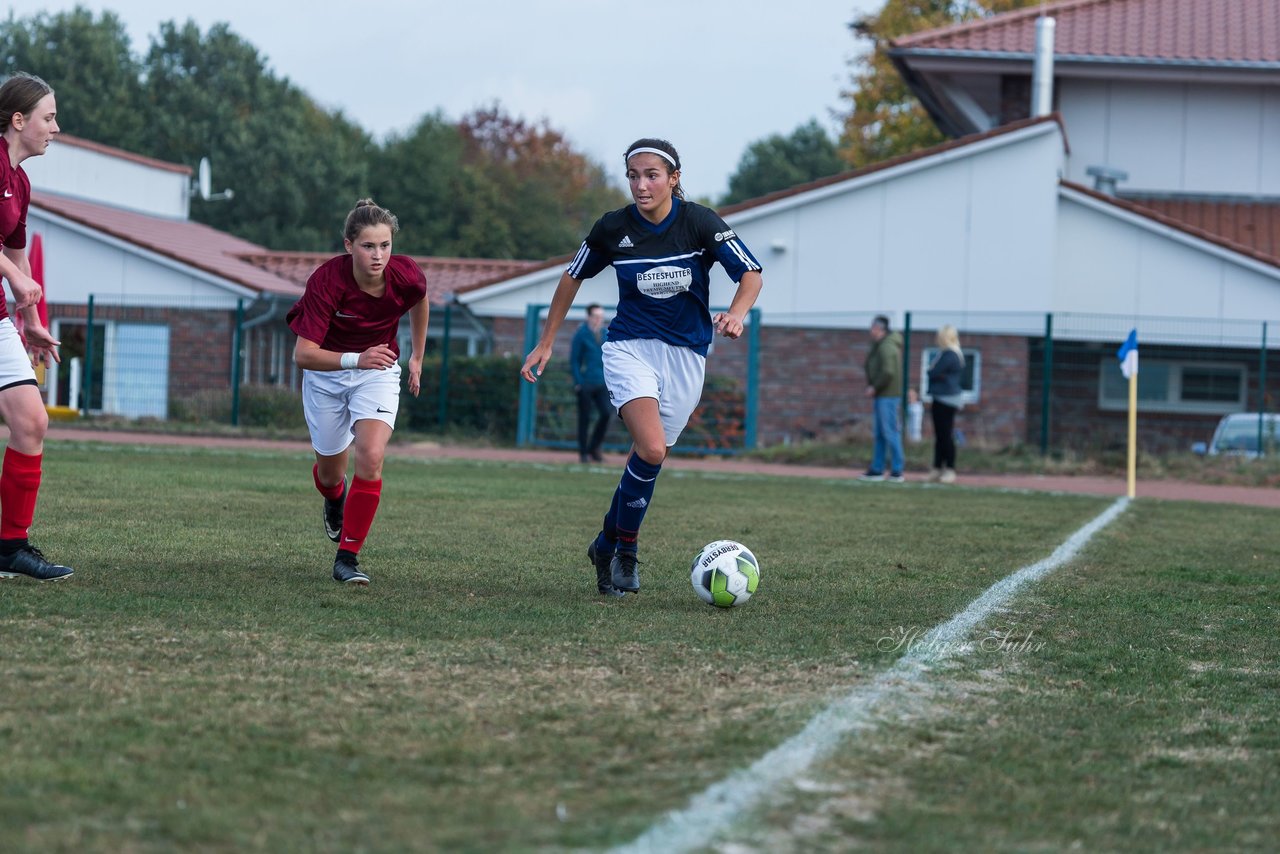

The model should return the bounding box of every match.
[1117,329,1138,498]
[1117,329,1138,379]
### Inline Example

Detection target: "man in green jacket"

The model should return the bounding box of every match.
[860,315,905,482]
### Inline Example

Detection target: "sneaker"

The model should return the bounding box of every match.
[332,551,369,586]
[610,550,640,593]
[926,467,942,483]
[0,544,74,581]
[587,540,625,598]
[323,478,346,543]
[887,472,905,483]
[858,471,886,482]
[939,468,957,484]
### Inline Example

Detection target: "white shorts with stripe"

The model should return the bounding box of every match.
[602,338,706,447]
[0,318,38,391]
[302,363,402,456]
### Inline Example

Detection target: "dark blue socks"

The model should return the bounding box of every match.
[599,452,662,554]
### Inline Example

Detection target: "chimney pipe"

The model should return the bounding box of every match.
[1032,16,1056,117]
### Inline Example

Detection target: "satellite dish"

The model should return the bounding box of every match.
[191,156,233,202]
[198,157,212,200]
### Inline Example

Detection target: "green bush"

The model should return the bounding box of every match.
[401,354,522,441]
[169,384,306,429]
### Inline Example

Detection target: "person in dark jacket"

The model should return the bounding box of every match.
[860,315,905,482]
[571,303,610,463]
[926,324,965,483]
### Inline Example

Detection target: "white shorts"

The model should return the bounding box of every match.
[602,338,706,446]
[0,319,37,391]
[302,363,402,456]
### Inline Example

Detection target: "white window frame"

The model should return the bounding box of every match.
[1097,358,1247,414]
[920,347,982,406]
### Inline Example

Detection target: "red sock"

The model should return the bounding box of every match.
[312,464,345,500]
[1,447,42,540]
[339,477,381,554]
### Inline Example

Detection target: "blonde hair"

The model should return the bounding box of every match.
[936,324,963,356]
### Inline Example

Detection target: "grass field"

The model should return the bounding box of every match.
[2,441,1276,852]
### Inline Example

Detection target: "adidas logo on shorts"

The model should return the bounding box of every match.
[618,235,634,248]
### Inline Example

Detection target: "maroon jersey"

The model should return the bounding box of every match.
[0,137,33,324]
[287,254,427,359]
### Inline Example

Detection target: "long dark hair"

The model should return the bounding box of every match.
[0,72,53,133]
[624,137,684,201]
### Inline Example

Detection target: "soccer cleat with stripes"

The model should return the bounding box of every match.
[0,544,74,581]
[332,550,369,586]
[323,478,347,543]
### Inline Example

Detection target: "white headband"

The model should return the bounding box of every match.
[625,146,678,169]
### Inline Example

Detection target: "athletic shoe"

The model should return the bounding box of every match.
[0,544,74,581]
[610,550,640,593]
[589,450,604,463]
[887,472,905,483]
[939,468,957,484]
[587,540,625,598]
[332,551,369,586]
[858,471,886,482]
[323,478,346,543]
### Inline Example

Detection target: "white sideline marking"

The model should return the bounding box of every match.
[612,497,1130,854]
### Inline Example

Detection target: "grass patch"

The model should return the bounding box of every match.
[734,499,1280,852]
[0,442,1117,851]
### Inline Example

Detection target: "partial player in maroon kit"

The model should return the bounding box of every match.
[287,199,429,585]
[0,72,73,582]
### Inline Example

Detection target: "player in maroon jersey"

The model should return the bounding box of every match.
[0,72,73,582]
[287,199,429,585]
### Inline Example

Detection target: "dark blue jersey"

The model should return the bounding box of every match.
[567,198,761,356]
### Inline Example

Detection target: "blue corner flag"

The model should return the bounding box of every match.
[1117,329,1139,379]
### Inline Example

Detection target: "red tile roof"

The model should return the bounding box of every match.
[237,252,544,304]
[1124,196,1280,265]
[33,191,300,296]
[894,0,1280,64]
[32,191,543,304]
[1064,182,1280,269]
[54,134,192,175]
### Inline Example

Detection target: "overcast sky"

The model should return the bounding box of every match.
[7,0,881,199]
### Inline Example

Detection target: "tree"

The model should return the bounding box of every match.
[456,105,625,259]
[721,119,846,205]
[837,0,1040,168]
[0,9,146,151]
[141,21,372,250]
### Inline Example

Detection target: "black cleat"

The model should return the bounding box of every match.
[587,540,625,598]
[610,550,640,593]
[0,544,74,581]
[332,550,369,586]
[323,479,347,543]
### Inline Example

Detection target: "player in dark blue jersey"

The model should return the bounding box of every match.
[521,138,763,598]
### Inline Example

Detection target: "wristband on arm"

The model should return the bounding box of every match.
[340,352,360,370]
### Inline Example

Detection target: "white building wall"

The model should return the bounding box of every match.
[1059,79,1280,196]
[1055,192,1280,322]
[28,211,246,308]
[21,142,190,219]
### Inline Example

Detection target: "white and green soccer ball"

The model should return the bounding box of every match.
[690,540,760,608]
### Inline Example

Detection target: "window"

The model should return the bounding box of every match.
[920,348,982,405]
[1098,359,1246,413]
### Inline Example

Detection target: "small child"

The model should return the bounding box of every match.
[906,388,924,444]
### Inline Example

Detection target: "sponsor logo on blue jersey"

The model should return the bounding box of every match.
[635,266,693,299]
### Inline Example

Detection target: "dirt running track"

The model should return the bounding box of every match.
[25,426,1277,509]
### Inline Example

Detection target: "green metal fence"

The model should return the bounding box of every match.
[516,304,762,455]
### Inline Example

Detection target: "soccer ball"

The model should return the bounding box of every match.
[690,540,760,608]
